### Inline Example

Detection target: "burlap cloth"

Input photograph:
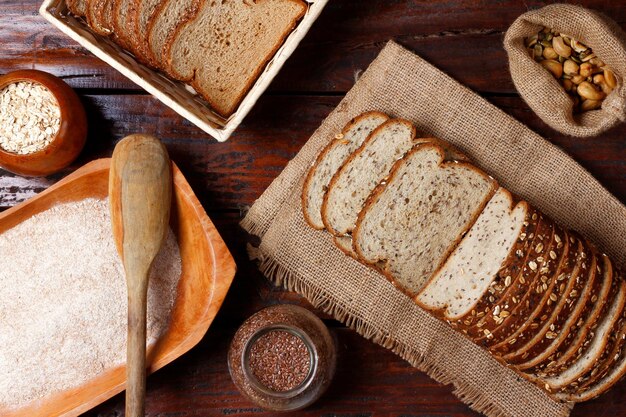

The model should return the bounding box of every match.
[504,4,626,137]
[240,41,626,417]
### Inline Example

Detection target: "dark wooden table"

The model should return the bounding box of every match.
[1,1,625,416]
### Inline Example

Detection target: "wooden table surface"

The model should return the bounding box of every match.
[1,1,625,416]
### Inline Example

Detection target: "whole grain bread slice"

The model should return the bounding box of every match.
[129,0,167,67]
[495,237,591,359]
[540,279,626,391]
[416,188,529,320]
[462,221,556,343]
[555,337,626,402]
[555,276,626,402]
[165,0,307,117]
[516,245,605,372]
[86,0,114,35]
[474,226,568,348]
[111,0,138,51]
[452,215,548,337]
[301,112,390,230]
[353,144,498,297]
[534,255,617,377]
[573,304,626,391]
[321,119,418,239]
[145,0,201,70]
[67,0,88,16]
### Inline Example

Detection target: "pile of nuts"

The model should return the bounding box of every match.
[526,27,617,113]
[0,81,61,155]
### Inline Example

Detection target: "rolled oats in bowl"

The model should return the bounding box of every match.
[0,81,61,154]
[504,4,626,137]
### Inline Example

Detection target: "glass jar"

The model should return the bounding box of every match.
[228,305,336,411]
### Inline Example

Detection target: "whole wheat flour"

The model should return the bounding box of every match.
[0,198,182,410]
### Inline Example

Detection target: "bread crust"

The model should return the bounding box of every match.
[301,111,389,230]
[537,257,618,377]
[352,143,498,298]
[321,118,418,236]
[515,244,604,371]
[144,0,202,70]
[87,0,114,35]
[494,236,591,358]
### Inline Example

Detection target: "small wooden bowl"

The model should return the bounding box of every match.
[0,69,87,177]
[0,159,237,417]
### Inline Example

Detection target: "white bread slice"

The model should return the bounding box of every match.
[541,280,626,391]
[416,188,528,320]
[495,237,590,359]
[536,255,616,376]
[456,216,550,339]
[301,112,389,230]
[165,0,307,117]
[353,144,498,296]
[516,247,604,371]
[146,0,201,70]
[321,119,417,239]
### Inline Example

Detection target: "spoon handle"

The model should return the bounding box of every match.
[126,267,148,417]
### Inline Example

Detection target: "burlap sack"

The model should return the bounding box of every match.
[241,41,626,417]
[504,4,626,137]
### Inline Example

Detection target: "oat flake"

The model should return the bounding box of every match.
[0,81,61,155]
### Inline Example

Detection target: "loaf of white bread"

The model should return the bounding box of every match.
[302,111,626,403]
[68,0,307,117]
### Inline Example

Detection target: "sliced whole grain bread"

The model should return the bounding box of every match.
[301,112,389,230]
[68,0,88,16]
[165,0,307,117]
[145,0,201,70]
[573,305,626,391]
[111,0,137,51]
[474,226,568,347]
[87,0,114,35]
[321,119,418,238]
[535,255,617,377]
[540,280,626,391]
[555,336,626,402]
[462,221,555,342]
[416,188,529,320]
[555,275,626,402]
[516,246,605,371]
[130,0,167,67]
[453,215,549,337]
[353,144,498,297]
[495,237,591,359]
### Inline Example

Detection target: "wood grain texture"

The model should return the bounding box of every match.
[0,95,624,209]
[0,0,625,415]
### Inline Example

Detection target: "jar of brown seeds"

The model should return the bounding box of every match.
[228,305,336,411]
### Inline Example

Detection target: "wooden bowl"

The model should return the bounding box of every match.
[0,69,87,177]
[0,159,237,417]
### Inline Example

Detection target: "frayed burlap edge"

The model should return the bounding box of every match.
[246,244,573,417]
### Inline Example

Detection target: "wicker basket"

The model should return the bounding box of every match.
[39,0,328,142]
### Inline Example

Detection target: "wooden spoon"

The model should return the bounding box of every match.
[109,134,172,417]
